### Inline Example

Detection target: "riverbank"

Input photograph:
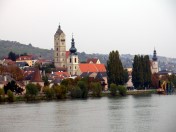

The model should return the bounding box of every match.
[0,89,157,103]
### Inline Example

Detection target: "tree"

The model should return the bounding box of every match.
[7,90,15,102]
[43,86,54,100]
[0,88,5,102]
[4,80,24,94]
[42,76,50,86]
[110,83,118,96]
[91,82,102,97]
[8,51,18,61]
[54,85,67,99]
[117,85,127,96]
[71,86,82,98]
[132,55,152,89]
[77,81,88,98]
[107,50,126,86]
[25,83,39,100]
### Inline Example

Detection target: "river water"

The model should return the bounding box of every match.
[0,94,176,132]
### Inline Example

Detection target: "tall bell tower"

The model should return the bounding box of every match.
[151,48,159,74]
[54,25,67,68]
[67,36,79,75]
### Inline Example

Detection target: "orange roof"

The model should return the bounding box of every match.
[79,64,106,73]
[54,72,70,77]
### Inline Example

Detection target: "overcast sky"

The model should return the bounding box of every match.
[0,0,176,57]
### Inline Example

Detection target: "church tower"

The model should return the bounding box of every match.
[151,48,159,74]
[54,25,67,68]
[67,36,79,76]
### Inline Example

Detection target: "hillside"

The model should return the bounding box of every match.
[0,40,53,59]
[1,40,176,72]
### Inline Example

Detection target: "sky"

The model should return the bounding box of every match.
[0,0,176,57]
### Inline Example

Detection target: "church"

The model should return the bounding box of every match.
[53,25,108,90]
[54,25,79,75]
[151,49,159,74]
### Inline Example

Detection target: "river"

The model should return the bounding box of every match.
[0,94,176,132]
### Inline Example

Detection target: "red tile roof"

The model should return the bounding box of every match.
[30,68,43,82]
[54,72,70,77]
[79,64,106,73]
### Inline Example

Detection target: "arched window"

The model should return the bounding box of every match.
[75,58,77,63]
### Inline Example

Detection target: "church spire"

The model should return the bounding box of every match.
[69,34,77,55]
[152,48,157,61]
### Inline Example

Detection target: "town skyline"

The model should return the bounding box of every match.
[0,0,176,57]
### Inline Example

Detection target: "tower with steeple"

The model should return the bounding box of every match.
[67,35,79,75]
[54,25,67,68]
[151,48,159,74]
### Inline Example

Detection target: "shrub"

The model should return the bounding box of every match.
[117,85,127,96]
[7,90,15,102]
[110,83,118,96]
[54,85,67,99]
[77,81,88,98]
[25,83,39,100]
[71,86,82,98]
[43,86,54,99]
[0,88,5,102]
[91,82,102,97]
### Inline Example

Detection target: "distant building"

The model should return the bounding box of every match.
[151,49,159,74]
[87,58,101,64]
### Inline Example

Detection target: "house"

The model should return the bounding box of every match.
[78,64,108,90]
[87,58,101,64]
[16,55,34,66]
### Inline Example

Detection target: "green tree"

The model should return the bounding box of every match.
[71,86,82,98]
[0,88,5,102]
[110,83,118,96]
[54,85,67,99]
[7,90,15,102]
[42,76,50,86]
[25,83,39,100]
[91,82,102,97]
[117,85,127,96]
[43,86,54,100]
[132,55,151,89]
[107,50,126,86]
[8,51,18,61]
[77,81,88,98]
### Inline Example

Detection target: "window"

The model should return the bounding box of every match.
[75,58,77,63]
[75,66,76,69]
[62,53,64,56]
[63,65,65,68]
[70,58,72,63]
[57,48,58,51]
[57,53,58,56]
[63,59,64,61]
[70,66,71,69]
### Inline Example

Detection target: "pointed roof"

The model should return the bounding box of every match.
[30,68,43,82]
[55,25,63,35]
[87,58,100,64]
[152,48,157,61]
[69,35,77,55]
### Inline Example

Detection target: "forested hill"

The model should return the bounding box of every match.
[0,40,53,59]
[1,40,176,71]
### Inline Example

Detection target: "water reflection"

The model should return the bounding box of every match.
[0,95,176,132]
